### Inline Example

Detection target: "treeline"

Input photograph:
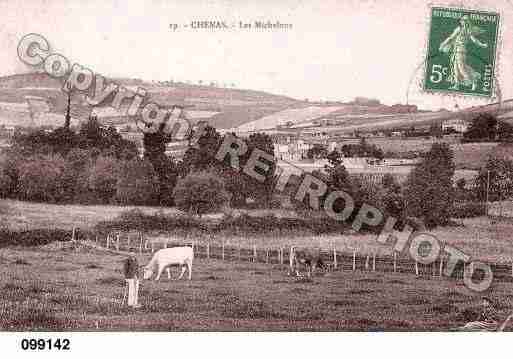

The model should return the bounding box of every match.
[0,118,161,205]
[463,113,513,143]
[0,117,277,210]
[306,138,384,160]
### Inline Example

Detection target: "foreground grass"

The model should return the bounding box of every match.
[1,245,512,331]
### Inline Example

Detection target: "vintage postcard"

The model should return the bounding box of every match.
[1,0,513,355]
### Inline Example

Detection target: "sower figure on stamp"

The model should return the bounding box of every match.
[439,15,488,91]
[123,254,141,308]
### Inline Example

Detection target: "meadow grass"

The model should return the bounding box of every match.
[1,245,512,331]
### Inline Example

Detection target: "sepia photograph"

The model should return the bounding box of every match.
[1,0,513,354]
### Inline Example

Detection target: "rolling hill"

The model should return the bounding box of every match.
[2,72,511,134]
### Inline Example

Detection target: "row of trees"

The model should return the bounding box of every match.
[306,138,385,161]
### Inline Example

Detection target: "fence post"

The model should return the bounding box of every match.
[372,252,376,272]
[365,254,369,271]
[393,252,397,273]
[151,241,155,253]
[116,233,120,251]
[333,247,337,270]
[221,242,225,261]
[206,243,210,259]
[266,249,269,264]
[139,233,143,253]
[127,235,131,251]
[439,256,444,277]
[238,245,241,261]
[253,245,257,262]
[280,248,284,265]
[106,235,110,249]
[72,227,76,241]
[95,235,98,245]
[415,259,419,276]
[353,249,356,271]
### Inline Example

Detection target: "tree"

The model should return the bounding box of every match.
[173,171,230,217]
[463,113,498,142]
[143,127,180,206]
[61,148,93,203]
[326,150,342,167]
[0,163,12,198]
[474,156,513,202]
[498,121,513,142]
[456,178,467,190]
[405,142,455,228]
[116,158,159,205]
[182,125,222,172]
[85,156,119,203]
[306,144,328,159]
[17,153,66,203]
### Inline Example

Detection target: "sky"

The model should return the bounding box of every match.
[0,0,512,110]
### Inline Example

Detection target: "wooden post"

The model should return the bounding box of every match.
[393,252,397,273]
[439,257,444,277]
[165,238,168,249]
[144,239,149,251]
[372,252,376,272]
[365,254,369,271]
[72,227,76,241]
[266,249,269,264]
[353,250,356,271]
[432,262,436,278]
[415,259,419,276]
[333,247,337,269]
[221,242,225,261]
[253,245,257,262]
[238,245,241,261]
[151,241,155,253]
[139,234,143,253]
[462,262,466,280]
[106,235,110,249]
[206,243,210,259]
[95,235,98,245]
[280,248,284,265]
[116,233,120,251]
[127,235,131,251]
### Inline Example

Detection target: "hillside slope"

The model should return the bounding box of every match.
[0,72,301,129]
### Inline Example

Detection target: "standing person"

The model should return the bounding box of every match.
[458,297,500,331]
[123,254,141,308]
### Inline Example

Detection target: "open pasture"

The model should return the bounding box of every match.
[1,244,513,331]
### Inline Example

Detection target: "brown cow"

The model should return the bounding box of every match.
[288,246,326,277]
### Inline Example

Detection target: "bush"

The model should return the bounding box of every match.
[115,158,159,205]
[451,202,487,218]
[173,171,230,217]
[84,156,119,204]
[17,154,66,203]
[0,228,73,248]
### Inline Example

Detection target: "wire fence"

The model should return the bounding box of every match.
[75,228,513,284]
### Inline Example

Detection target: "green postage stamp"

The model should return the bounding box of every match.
[424,7,500,97]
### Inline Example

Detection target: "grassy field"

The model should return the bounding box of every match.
[1,243,512,331]
[366,137,499,170]
[3,199,513,264]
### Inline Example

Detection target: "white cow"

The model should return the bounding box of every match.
[143,247,193,281]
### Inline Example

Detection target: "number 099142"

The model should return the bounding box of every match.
[21,338,70,351]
